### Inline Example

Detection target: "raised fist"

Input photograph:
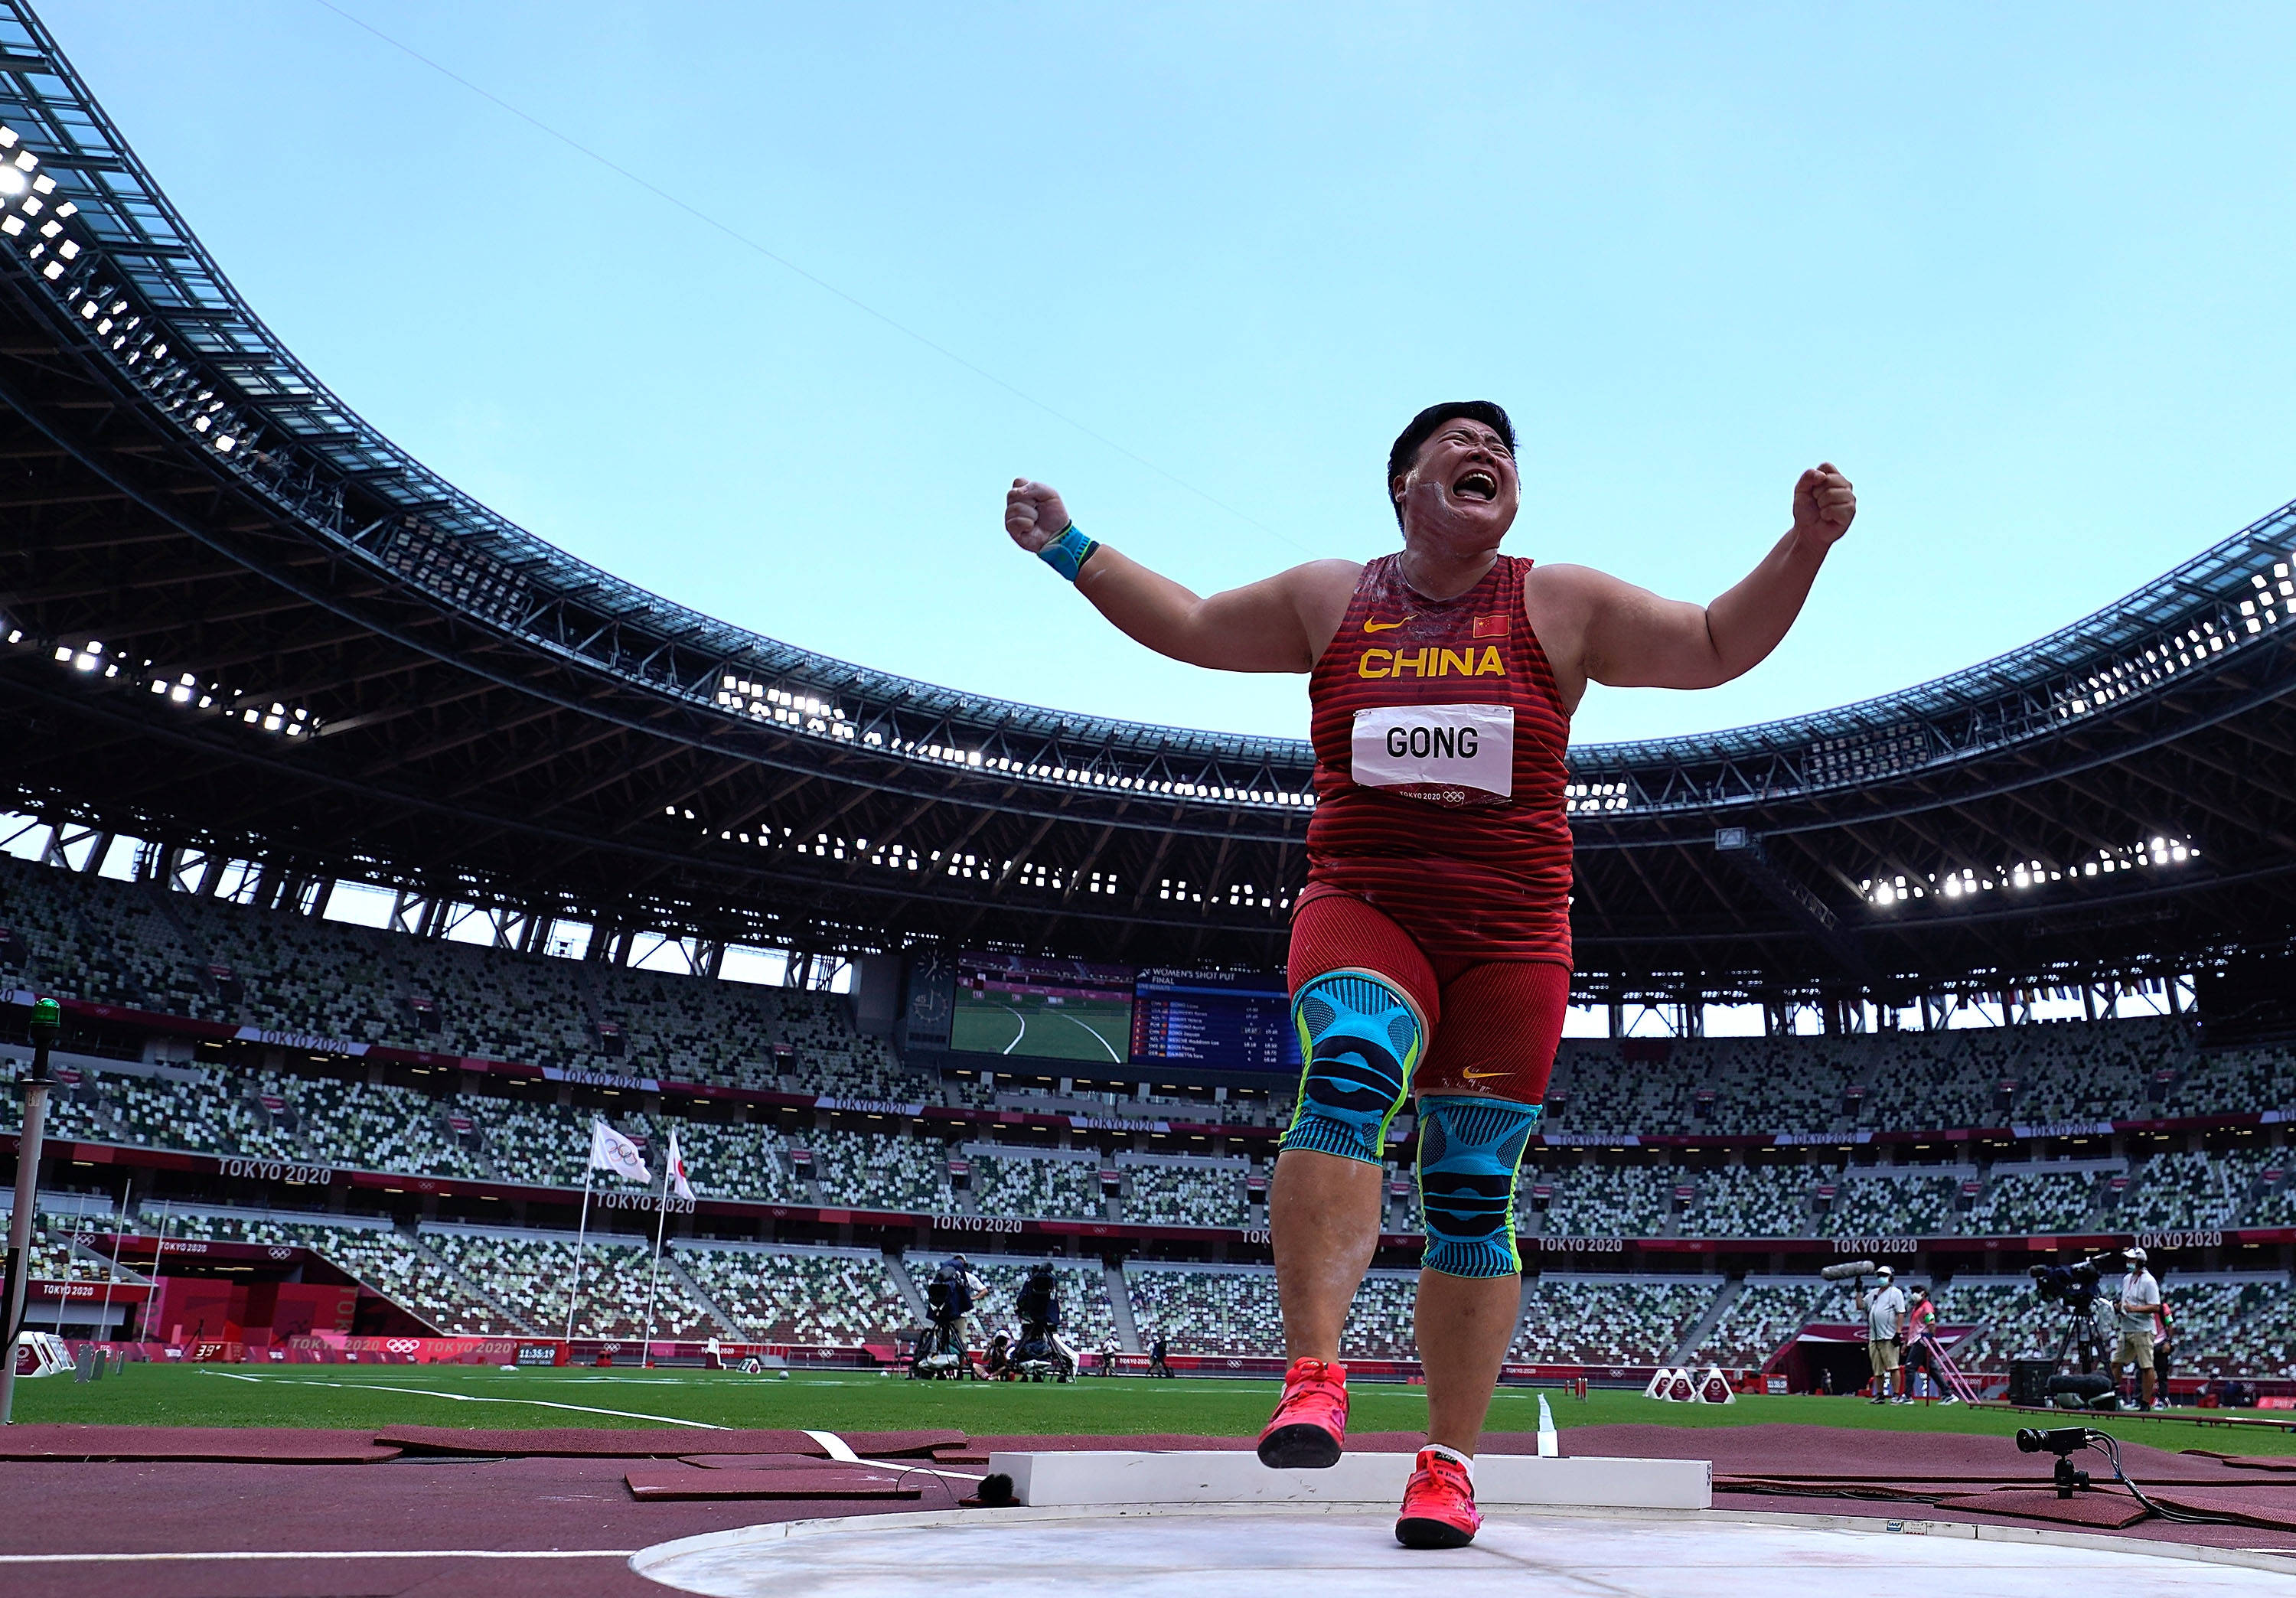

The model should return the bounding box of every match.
[1792,463,1856,546]
[1005,479,1071,553]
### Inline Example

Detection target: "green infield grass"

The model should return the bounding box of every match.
[949,994,1130,1063]
[15,1364,2295,1454]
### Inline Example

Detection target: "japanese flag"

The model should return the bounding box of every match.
[589,1119,651,1184]
[666,1125,695,1203]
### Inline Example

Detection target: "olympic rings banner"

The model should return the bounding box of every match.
[285,1332,524,1365]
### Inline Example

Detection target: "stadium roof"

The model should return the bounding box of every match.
[0,0,2291,1000]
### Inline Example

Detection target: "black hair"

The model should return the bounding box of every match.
[1386,400,1517,527]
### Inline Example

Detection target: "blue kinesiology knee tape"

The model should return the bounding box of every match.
[1415,1095,1543,1277]
[1280,969,1424,1165]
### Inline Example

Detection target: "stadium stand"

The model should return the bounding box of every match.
[1965,1169,2101,1234]
[1122,1264,1420,1360]
[12,850,2296,1379]
[1694,1279,1829,1369]
[422,1227,724,1341]
[1538,1166,1675,1238]
[1118,1157,1248,1228]
[2174,1278,2296,1379]
[671,1242,911,1346]
[1123,1263,1283,1356]
[813,1132,954,1212]
[0,853,936,1101]
[1538,1018,2296,1138]
[1512,1278,1716,1365]
[1818,1169,1962,1238]
[1681,1165,1808,1237]
[18,855,2296,1141]
[2117,1151,2230,1229]
[13,1210,117,1291]
[967,1150,1100,1221]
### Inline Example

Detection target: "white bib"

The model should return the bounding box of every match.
[1349,703,1515,804]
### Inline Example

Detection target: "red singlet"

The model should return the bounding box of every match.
[1289,553,1574,1102]
[1301,553,1573,967]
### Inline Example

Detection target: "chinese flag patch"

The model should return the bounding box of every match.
[1472,614,1508,638]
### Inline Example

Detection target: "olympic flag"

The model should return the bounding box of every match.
[589,1120,651,1183]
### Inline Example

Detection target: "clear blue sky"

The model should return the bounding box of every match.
[42,2,2296,745]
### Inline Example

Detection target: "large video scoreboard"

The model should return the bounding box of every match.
[1130,968,1301,1075]
[949,952,1135,1065]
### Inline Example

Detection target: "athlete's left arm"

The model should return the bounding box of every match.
[1530,465,1856,701]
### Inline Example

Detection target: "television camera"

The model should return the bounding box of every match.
[1006,1261,1078,1383]
[2027,1254,2119,1375]
[910,1256,984,1380]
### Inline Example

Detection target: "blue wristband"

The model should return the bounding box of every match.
[1037,521,1100,583]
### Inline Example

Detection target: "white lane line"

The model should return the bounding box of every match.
[996,1002,1027,1055]
[0,1551,635,1564]
[1051,1009,1122,1062]
[193,1369,725,1429]
[795,1430,983,1482]
[804,1428,860,1461]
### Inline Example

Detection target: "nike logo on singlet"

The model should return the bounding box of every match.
[1363,618,1413,632]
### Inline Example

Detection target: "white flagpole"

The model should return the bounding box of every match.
[96,1179,126,1349]
[564,1163,595,1344]
[144,1198,173,1343]
[639,1151,671,1367]
[54,1208,86,1332]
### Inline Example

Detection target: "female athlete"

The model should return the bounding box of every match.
[1004,402,1854,1545]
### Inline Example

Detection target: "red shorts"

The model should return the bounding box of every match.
[1287,888,1567,1105]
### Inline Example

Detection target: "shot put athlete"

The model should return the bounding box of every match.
[1004,402,1854,1547]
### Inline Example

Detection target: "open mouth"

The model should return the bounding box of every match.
[1452,469,1499,503]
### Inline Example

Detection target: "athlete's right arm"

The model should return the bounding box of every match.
[1006,478,1358,673]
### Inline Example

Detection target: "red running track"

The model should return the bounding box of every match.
[2,1424,2293,1597]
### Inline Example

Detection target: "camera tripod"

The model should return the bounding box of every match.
[2051,1305,2111,1375]
[908,1317,980,1380]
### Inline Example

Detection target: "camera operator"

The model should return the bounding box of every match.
[957,1254,990,1349]
[2116,1246,2164,1410]
[921,1254,985,1378]
[1862,1265,1906,1404]
[1013,1260,1081,1380]
[1149,1330,1172,1378]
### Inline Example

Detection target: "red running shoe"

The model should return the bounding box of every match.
[1395,1447,1481,1549]
[1255,1356,1348,1468]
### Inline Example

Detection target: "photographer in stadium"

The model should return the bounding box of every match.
[2116,1246,2164,1410]
[1862,1265,1906,1404]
